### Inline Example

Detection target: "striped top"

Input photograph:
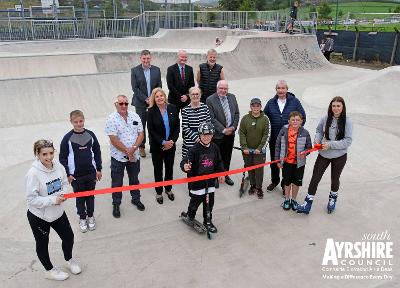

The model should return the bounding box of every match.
[181,102,211,158]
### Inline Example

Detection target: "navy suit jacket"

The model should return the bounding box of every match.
[131,64,162,108]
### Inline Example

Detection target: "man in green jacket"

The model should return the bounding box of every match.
[239,98,271,199]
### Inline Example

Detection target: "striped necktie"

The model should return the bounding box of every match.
[221,97,231,127]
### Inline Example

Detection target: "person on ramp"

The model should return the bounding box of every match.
[180,122,224,233]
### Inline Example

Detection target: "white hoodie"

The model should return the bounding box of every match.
[25,160,69,222]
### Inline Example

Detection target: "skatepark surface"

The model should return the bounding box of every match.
[0,28,399,288]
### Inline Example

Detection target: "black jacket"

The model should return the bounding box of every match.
[147,104,180,153]
[180,142,224,191]
[166,63,195,109]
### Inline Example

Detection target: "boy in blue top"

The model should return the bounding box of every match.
[59,110,102,233]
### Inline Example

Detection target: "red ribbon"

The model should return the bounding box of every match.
[64,144,322,199]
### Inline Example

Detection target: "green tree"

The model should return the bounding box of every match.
[318,2,332,19]
[394,6,400,13]
[239,0,255,11]
[309,6,317,13]
[338,10,343,17]
[218,0,241,10]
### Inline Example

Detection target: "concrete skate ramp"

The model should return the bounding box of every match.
[0,29,327,80]
[0,28,255,56]
[0,72,130,128]
[95,33,328,79]
[302,66,400,117]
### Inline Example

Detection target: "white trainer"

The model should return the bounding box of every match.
[79,219,88,233]
[67,258,82,275]
[87,216,96,231]
[45,267,69,281]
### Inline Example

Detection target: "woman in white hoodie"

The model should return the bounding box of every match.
[25,139,82,281]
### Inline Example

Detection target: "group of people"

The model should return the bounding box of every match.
[24,48,353,281]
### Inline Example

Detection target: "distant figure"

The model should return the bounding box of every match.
[215,37,223,47]
[323,35,335,61]
[320,38,326,53]
[286,1,299,34]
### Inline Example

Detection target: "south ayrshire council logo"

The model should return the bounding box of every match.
[321,230,394,281]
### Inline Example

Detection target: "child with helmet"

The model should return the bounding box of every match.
[180,121,225,233]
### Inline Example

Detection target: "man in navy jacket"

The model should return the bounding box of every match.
[263,80,306,193]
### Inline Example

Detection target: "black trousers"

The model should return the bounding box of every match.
[111,157,141,205]
[324,51,333,61]
[135,106,147,148]
[212,135,235,171]
[308,154,347,196]
[27,210,74,271]
[187,192,215,222]
[269,138,282,186]
[71,172,96,219]
[151,147,176,195]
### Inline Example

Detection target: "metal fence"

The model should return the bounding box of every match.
[0,17,143,40]
[144,11,318,36]
[0,10,318,41]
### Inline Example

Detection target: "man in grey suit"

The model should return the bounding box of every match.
[206,80,239,186]
[131,49,162,158]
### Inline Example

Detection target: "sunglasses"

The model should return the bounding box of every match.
[117,102,129,106]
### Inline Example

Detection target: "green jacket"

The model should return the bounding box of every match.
[239,111,271,150]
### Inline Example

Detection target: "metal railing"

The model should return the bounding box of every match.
[0,11,318,41]
[0,17,143,40]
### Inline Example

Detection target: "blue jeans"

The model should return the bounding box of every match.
[111,157,141,205]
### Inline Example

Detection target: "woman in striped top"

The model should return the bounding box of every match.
[181,87,211,158]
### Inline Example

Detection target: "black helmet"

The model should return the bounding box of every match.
[198,122,215,135]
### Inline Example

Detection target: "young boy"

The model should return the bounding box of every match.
[180,122,224,233]
[239,98,270,199]
[59,110,102,233]
[275,111,312,211]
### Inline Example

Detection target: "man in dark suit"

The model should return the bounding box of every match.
[206,80,240,186]
[166,50,195,113]
[131,49,162,158]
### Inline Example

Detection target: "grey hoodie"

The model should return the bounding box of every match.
[315,115,353,159]
[25,160,69,222]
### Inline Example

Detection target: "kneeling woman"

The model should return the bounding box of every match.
[147,88,180,204]
[26,139,81,281]
[297,96,353,214]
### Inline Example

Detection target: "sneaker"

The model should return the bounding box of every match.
[290,199,298,211]
[139,147,146,158]
[266,183,277,192]
[248,185,257,195]
[327,192,338,214]
[67,258,82,275]
[204,221,218,233]
[282,199,290,210]
[79,219,88,233]
[45,267,69,281]
[132,199,145,211]
[256,188,264,199]
[87,216,96,231]
[225,176,234,186]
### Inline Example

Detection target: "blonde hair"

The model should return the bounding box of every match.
[33,139,54,156]
[148,88,167,108]
[70,110,84,121]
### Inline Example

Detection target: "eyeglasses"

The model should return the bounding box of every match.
[117,102,129,106]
